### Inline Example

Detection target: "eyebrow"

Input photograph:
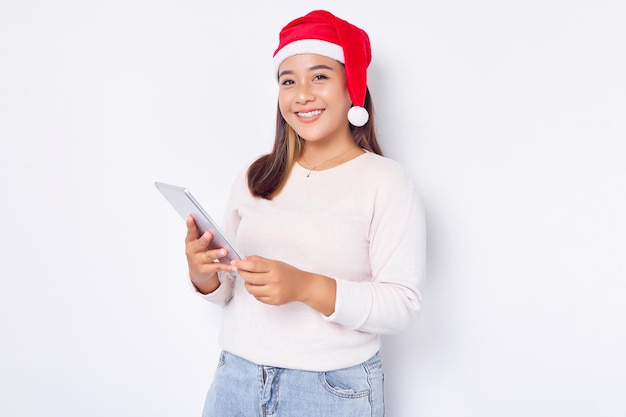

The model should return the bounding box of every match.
[278,64,334,79]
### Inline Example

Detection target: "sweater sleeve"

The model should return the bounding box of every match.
[324,170,426,334]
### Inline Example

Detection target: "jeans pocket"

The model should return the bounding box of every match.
[320,368,370,399]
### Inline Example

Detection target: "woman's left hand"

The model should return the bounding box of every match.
[232,256,306,305]
[232,256,336,315]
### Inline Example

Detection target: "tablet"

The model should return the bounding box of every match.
[155,181,243,263]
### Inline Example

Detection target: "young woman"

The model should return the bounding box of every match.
[184,10,426,417]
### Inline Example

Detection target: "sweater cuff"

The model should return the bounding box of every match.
[189,272,234,306]
[322,278,373,329]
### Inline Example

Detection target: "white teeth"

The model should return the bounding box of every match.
[297,110,322,118]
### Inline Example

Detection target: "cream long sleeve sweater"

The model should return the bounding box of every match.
[195,151,426,371]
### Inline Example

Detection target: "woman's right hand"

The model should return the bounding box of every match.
[185,215,236,294]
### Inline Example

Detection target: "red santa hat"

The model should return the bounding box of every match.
[273,10,372,127]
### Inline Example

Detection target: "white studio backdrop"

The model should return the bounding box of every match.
[1,1,625,416]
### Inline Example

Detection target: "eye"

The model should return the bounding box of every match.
[280,78,295,86]
[313,74,328,81]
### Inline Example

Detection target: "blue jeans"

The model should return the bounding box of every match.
[202,351,385,417]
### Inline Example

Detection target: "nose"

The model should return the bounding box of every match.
[295,83,314,104]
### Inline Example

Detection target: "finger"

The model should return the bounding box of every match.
[188,231,215,256]
[186,230,215,262]
[203,248,228,263]
[185,215,200,243]
[231,256,268,273]
[244,280,267,291]
[198,260,236,277]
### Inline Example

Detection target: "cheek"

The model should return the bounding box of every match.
[278,93,291,118]
[322,88,351,109]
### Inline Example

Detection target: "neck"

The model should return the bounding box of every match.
[300,134,358,162]
[298,142,363,176]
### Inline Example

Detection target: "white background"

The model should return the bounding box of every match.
[1,1,625,416]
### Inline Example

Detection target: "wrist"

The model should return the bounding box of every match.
[191,272,220,295]
[299,272,336,316]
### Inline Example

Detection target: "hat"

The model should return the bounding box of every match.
[273,10,372,127]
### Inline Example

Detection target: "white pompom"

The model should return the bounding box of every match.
[347,106,369,127]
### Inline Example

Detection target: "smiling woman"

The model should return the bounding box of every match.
[277,54,363,181]
[182,9,426,417]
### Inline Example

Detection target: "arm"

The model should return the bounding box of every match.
[325,175,426,334]
[231,256,337,316]
[186,170,246,305]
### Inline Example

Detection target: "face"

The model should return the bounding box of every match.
[277,54,353,145]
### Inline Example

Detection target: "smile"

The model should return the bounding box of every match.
[296,110,323,119]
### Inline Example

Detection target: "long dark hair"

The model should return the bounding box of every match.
[247,88,382,200]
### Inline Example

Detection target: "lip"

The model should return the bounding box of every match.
[295,109,324,122]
